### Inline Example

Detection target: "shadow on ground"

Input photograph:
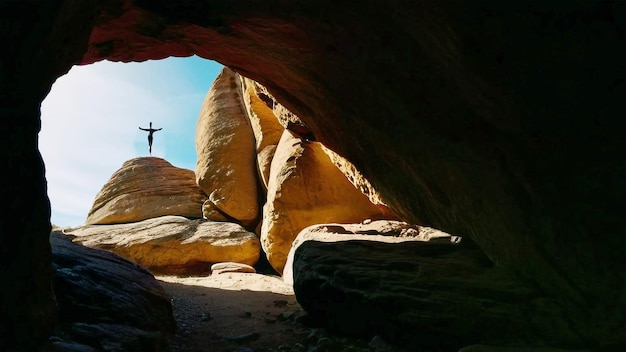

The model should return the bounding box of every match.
[158,276,308,352]
[158,274,406,352]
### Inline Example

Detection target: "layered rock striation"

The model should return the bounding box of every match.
[195,67,260,227]
[86,157,206,225]
[287,222,584,350]
[67,216,261,275]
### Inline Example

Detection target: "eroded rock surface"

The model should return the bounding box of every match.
[67,215,260,275]
[240,77,285,189]
[290,223,583,350]
[262,130,395,274]
[210,262,256,275]
[48,231,175,351]
[283,220,449,285]
[86,157,206,225]
[195,67,259,227]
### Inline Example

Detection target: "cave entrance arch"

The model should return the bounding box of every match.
[3,1,626,350]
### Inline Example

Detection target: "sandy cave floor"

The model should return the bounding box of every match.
[156,272,403,352]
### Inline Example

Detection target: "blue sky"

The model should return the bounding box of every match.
[40,56,223,226]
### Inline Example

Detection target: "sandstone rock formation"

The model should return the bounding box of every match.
[283,220,449,286]
[201,199,230,222]
[4,1,626,350]
[262,130,395,274]
[49,231,175,351]
[86,157,206,225]
[289,223,582,350]
[211,262,256,275]
[195,67,259,227]
[67,215,261,275]
[239,77,285,189]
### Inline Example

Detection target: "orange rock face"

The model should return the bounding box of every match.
[86,157,206,225]
[239,77,285,189]
[195,67,259,227]
[261,130,395,274]
[69,216,261,275]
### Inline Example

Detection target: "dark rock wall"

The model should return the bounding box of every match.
[292,239,582,350]
[1,0,624,349]
[0,1,97,349]
[50,231,175,351]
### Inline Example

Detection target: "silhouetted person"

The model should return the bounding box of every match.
[139,122,162,155]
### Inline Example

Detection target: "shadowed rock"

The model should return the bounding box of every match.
[48,231,175,351]
[290,223,583,350]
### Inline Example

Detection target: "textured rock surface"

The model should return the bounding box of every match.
[195,67,259,226]
[86,157,206,225]
[201,199,230,222]
[322,144,397,213]
[262,130,394,274]
[48,231,175,351]
[67,216,261,275]
[283,220,450,285]
[3,1,626,350]
[290,225,582,350]
[210,262,256,275]
[240,77,285,189]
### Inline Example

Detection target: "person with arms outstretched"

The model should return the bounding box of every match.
[139,122,162,155]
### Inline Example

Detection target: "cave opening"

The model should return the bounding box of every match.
[40,55,223,227]
[39,54,409,351]
[39,56,311,351]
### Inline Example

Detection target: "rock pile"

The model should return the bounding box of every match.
[68,66,398,278]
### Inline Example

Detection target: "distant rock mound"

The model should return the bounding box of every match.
[67,215,261,275]
[86,157,207,225]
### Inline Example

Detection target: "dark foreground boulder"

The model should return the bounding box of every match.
[45,231,175,351]
[290,224,584,351]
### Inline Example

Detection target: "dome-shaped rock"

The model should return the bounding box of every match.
[86,157,207,225]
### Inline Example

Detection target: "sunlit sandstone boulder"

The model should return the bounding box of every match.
[201,199,230,222]
[195,67,259,227]
[85,157,206,225]
[240,77,285,189]
[67,215,261,275]
[261,130,396,274]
